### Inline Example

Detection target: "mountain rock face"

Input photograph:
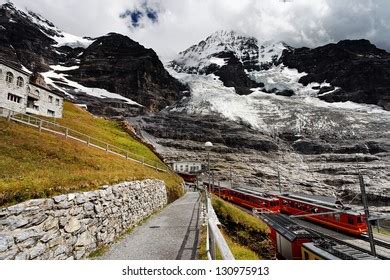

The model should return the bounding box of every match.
[0,2,58,71]
[1,2,389,211]
[0,2,186,114]
[281,39,390,110]
[68,33,186,111]
[136,31,390,211]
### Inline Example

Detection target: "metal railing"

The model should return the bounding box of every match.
[205,189,235,260]
[1,107,170,173]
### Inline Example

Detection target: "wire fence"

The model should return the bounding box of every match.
[1,107,170,173]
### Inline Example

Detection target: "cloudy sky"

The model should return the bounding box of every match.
[5,0,390,59]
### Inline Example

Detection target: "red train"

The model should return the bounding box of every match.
[278,193,367,236]
[205,183,280,213]
[204,183,368,236]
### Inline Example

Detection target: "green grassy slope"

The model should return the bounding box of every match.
[211,196,275,259]
[0,102,183,206]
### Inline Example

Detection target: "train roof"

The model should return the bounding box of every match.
[261,214,318,241]
[279,193,364,215]
[304,241,378,260]
[231,187,279,201]
[302,242,340,260]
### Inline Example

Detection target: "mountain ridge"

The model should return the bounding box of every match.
[0,2,186,115]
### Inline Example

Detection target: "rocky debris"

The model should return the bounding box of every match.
[130,106,390,211]
[281,39,390,110]
[0,180,167,260]
[140,112,278,152]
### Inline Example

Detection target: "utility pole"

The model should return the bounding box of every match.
[207,151,211,193]
[359,174,376,257]
[229,166,232,188]
[212,170,215,193]
[277,162,282,194]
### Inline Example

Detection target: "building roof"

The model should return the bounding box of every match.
[173,161,202,165]
[261,213,318,241]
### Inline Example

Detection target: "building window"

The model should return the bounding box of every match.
[35,90,40,96]
[6,72,14,83]
[7,93,21,103]
[16,76,24,87]
[47,109,55,117]
[48,96,53,103]
[55,98,60,106]
[27,86,31,93]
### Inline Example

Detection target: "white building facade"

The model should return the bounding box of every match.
[0,60,63,118]
[172,161,203,174]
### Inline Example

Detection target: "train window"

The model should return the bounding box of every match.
[283,200,288,205]
[334,214,340,222]
[348,216,354,225]
[357,216,363,224]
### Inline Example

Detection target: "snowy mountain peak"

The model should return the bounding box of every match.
[171,30,290,74]
[0,1,94,48]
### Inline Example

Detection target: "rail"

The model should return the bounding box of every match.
[204,189,235,260]
[1,107,170,173]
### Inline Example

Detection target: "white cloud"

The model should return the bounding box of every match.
[5,0,390,60]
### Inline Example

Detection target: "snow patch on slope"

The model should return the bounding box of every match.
[249,65,336,97]
[52,32,94,48]
[258,41,286,64]
[168,66,390,136]
[25,8,94,48]
[42,65,142,106]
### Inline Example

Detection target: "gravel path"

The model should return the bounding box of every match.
[100,191,201,260]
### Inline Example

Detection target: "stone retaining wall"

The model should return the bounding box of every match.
[0,179,167,260]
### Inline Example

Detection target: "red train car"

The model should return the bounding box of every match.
[205,183,280,213]
[277,193,367,236]
[261,213,317,260]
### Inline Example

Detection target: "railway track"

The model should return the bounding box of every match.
[210,192,390,259]
[229,200,390,259]
[293,219,390,259]
[361,234,390,250]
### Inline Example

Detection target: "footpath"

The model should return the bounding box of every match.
[100,191,201,260]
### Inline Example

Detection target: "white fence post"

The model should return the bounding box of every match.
[65,128,69,139]
[106,144,109,153]
[205,191,235,260]
[39,120,42,132]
